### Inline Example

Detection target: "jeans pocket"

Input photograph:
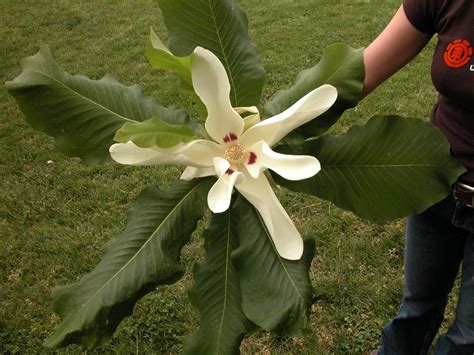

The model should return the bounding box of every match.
[452,202,474,233]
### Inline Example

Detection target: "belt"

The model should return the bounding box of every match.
[454,182,474,208]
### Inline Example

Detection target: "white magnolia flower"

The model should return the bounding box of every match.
[110,47,337,260]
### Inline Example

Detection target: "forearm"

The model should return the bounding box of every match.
[362,5,432,97]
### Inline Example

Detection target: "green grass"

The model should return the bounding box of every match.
[0,0,457,353]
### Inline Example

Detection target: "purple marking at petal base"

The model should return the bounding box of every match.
[223,133,238,143]
[248,152,257,165]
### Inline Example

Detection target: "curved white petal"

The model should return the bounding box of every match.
[109,140,221,167]
[241,84,338,147]
[234,106,260,115]
[246,140,321,180]
[213,157,231,176]
[192,47,244,143]
[110,141,186,166]
[180,166,216,181]
[207,157,245,213]
[236,174,303,260]
[179,139,224,166]
[234,106,261,130]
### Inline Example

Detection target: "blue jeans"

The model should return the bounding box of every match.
[379,194,474,355]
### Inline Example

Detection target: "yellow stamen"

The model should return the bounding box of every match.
[224,144,245,165]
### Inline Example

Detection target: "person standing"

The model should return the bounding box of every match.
[363,0,474,353]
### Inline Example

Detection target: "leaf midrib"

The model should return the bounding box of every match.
[321,49,361,87]
[19,69,136,124]
[256,212,304,301]
[216,209,232,351]
[275,46,361,108]
[61,181,204,325]
[293,48,359,93]
[323,164,442,168]
[207,0,239,106]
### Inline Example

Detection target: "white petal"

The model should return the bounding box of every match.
[109,140,221,167]
[179,139,224,166]
[192,47,244,143]
[241,84,337,147]
[234,106,261,130]
[236,174,303,260]
[207,158,245,213]
[246,140,321,180]
[109,141,186,166]
[212,157,231,176]
[233,106,260,115]
[243,113,261,130]
[180,166,216,181]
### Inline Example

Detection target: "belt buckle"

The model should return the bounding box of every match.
[456,182,474,208]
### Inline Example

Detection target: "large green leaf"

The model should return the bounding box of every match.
[157,0,265,107]
[5,46,189,163]
[232,196,315,335]
[184,207,255,355]
[114,117,197,148]
[264,43,364,140]
[44,178,214,349]
[275,116,466,221]
[146,28,206,118]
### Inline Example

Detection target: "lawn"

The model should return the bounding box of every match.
[1,0,456,353]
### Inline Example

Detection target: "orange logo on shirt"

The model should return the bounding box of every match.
[444,39,472,68]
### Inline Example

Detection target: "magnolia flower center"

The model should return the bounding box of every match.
[224,144,245,165]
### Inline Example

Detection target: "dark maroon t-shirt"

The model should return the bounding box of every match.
[403,0,474,184]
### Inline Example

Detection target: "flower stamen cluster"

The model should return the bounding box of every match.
[224,142,246,165]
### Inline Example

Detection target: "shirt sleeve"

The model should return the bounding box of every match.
[403,0,438,34]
